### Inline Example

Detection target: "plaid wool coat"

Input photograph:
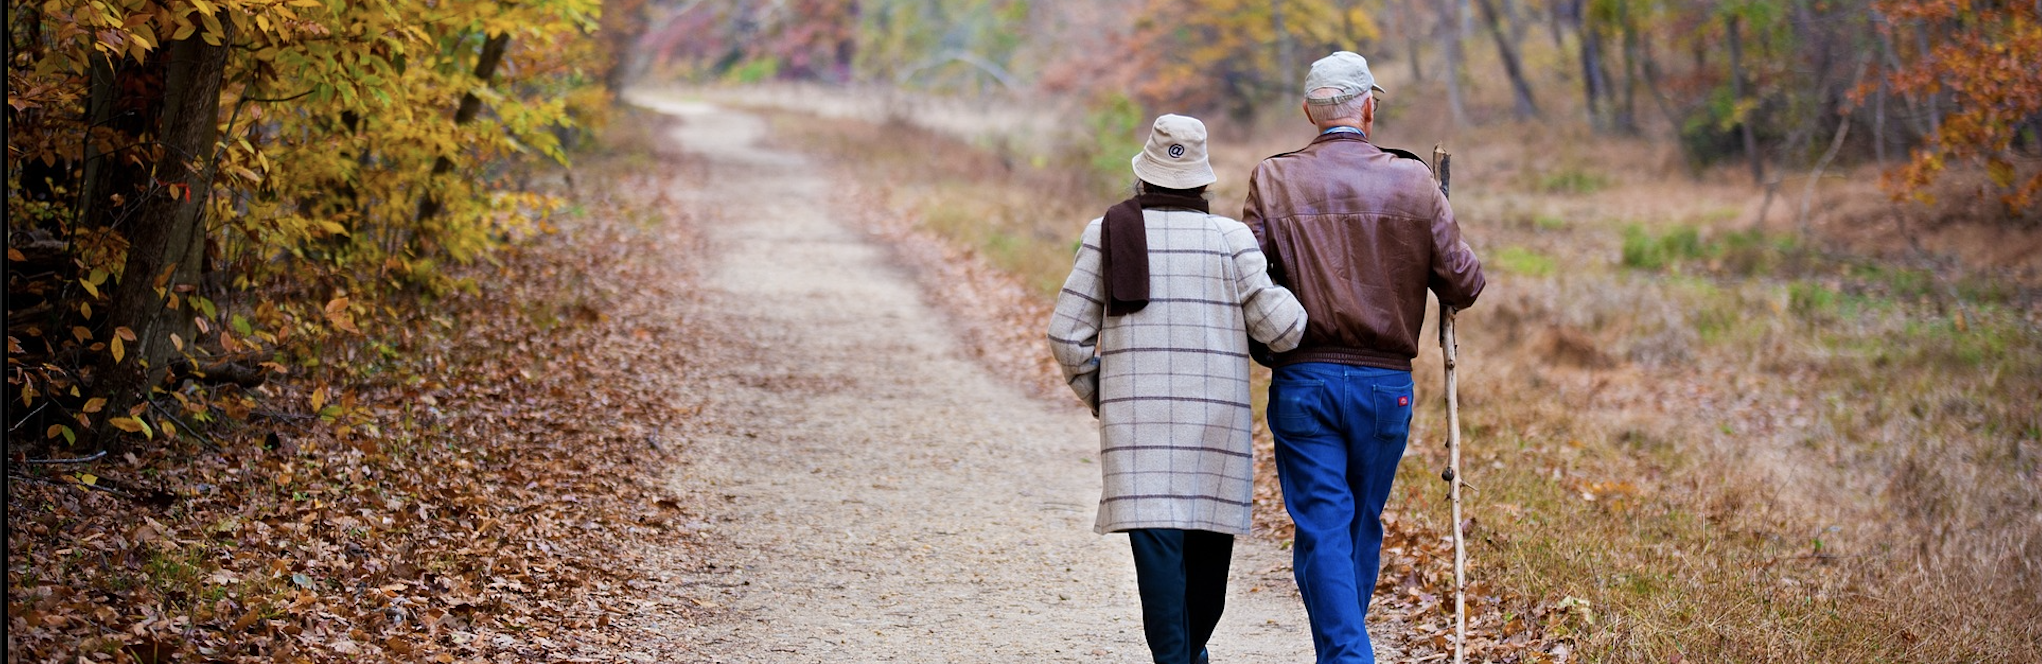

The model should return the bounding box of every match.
[1048,208,1308,535]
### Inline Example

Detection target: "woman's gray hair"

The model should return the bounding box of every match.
[1305,89,1370,125]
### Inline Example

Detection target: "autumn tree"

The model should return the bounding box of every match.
[1870,0,2042,213]
[6,0,614,452]
[1116,0,1379,119]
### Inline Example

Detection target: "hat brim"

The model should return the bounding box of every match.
[1306,85,1387,105]
[1132,152,1217,189]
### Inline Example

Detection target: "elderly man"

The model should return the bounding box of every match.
[1049,113,1307,664]
[1242,52,1486,663]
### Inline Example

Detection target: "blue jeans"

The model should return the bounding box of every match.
[1268,362,1415,664]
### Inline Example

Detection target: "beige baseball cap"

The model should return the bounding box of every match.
[1304,51,1386,105]
[1131,114,1217,189]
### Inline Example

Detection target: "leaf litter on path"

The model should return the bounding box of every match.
[6,111,715,664]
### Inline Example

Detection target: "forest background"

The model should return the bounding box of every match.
[7,0,2040,662]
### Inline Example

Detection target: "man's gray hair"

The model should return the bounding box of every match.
[1305,87,1369,125]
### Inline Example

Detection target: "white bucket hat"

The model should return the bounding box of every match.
[1130,114,1217,189]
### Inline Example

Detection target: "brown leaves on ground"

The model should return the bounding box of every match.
[6,117,709,664]
[1252,421,1574,663]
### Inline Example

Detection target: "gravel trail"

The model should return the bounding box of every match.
[624,98,1323,663]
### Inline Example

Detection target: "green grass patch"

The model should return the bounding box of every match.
[1787,281,1840,320]
[1621,225,1706,270]
[1622,225,1800,276]
[1535,167,1610,195]
[1494,245,1558,277]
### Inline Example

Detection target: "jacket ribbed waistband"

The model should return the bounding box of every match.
[1274,346,1413,372]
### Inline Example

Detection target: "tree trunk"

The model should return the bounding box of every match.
[1546,0,1569,52]
[1797,116,1851,240]
[1618,9,1641,134]
[91,27,235,451]
[1874,75,1888,166]
[1914,22,1941,138]
[1502,0,1528,47]
[416,32,513,223]
[1640,30,1678,130]
[1273,0,1295,95]
[1573,0,1607,129]
[1475,0,1538,120]
[1876,12,1933,144]
[78,51,168,232]
[1440,0,1469,126]
[1727,15,1764,186]
[75,54,121,230]
[1405,0,1426,81]
[601,0,651,96]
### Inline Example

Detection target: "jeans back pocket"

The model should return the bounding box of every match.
[1373,384,1413,441]
[1269,379,1327,438]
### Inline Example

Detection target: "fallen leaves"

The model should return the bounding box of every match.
[325,296,359,334]
[6,124,714,663]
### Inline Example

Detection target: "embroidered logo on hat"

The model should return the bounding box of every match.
[1131,114,1217,189]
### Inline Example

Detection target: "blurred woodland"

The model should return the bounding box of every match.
[6,0,2039,662]
[638,0,2040,213]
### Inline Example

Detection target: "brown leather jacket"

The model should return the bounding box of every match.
[1243,132,1485,371]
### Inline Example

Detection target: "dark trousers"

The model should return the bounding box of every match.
[1128,528,1235,664]
[1269,362,1415,664]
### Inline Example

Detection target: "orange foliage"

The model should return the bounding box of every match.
[1115,0,1377,117]
[1871,0,2042,210]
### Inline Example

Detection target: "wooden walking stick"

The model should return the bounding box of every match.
[1432,144,1468,664]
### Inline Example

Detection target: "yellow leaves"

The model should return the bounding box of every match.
[111,326,135,363]
[324,296,359,334]
[82,397,107,413]
[108,416,153,439]
[197,9,225,45]
[309,385,327,413]
[84,269,108,298]
[128,21,157,52]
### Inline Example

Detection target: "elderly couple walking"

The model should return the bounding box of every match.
[1047,51,1486,664]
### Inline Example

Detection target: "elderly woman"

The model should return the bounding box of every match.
[1047,114,1308,664]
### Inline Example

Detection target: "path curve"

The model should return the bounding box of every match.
[626,98,1325,663]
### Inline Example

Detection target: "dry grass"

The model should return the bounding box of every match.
[698,70,2042,659]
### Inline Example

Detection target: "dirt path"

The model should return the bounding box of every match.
[613,99,1342,662]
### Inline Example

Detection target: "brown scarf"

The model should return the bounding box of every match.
[1100,192,1210,316]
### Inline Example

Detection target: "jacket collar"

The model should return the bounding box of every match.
[1306,131,1378,150]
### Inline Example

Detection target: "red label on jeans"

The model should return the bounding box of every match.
[1398,395,1410,407]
